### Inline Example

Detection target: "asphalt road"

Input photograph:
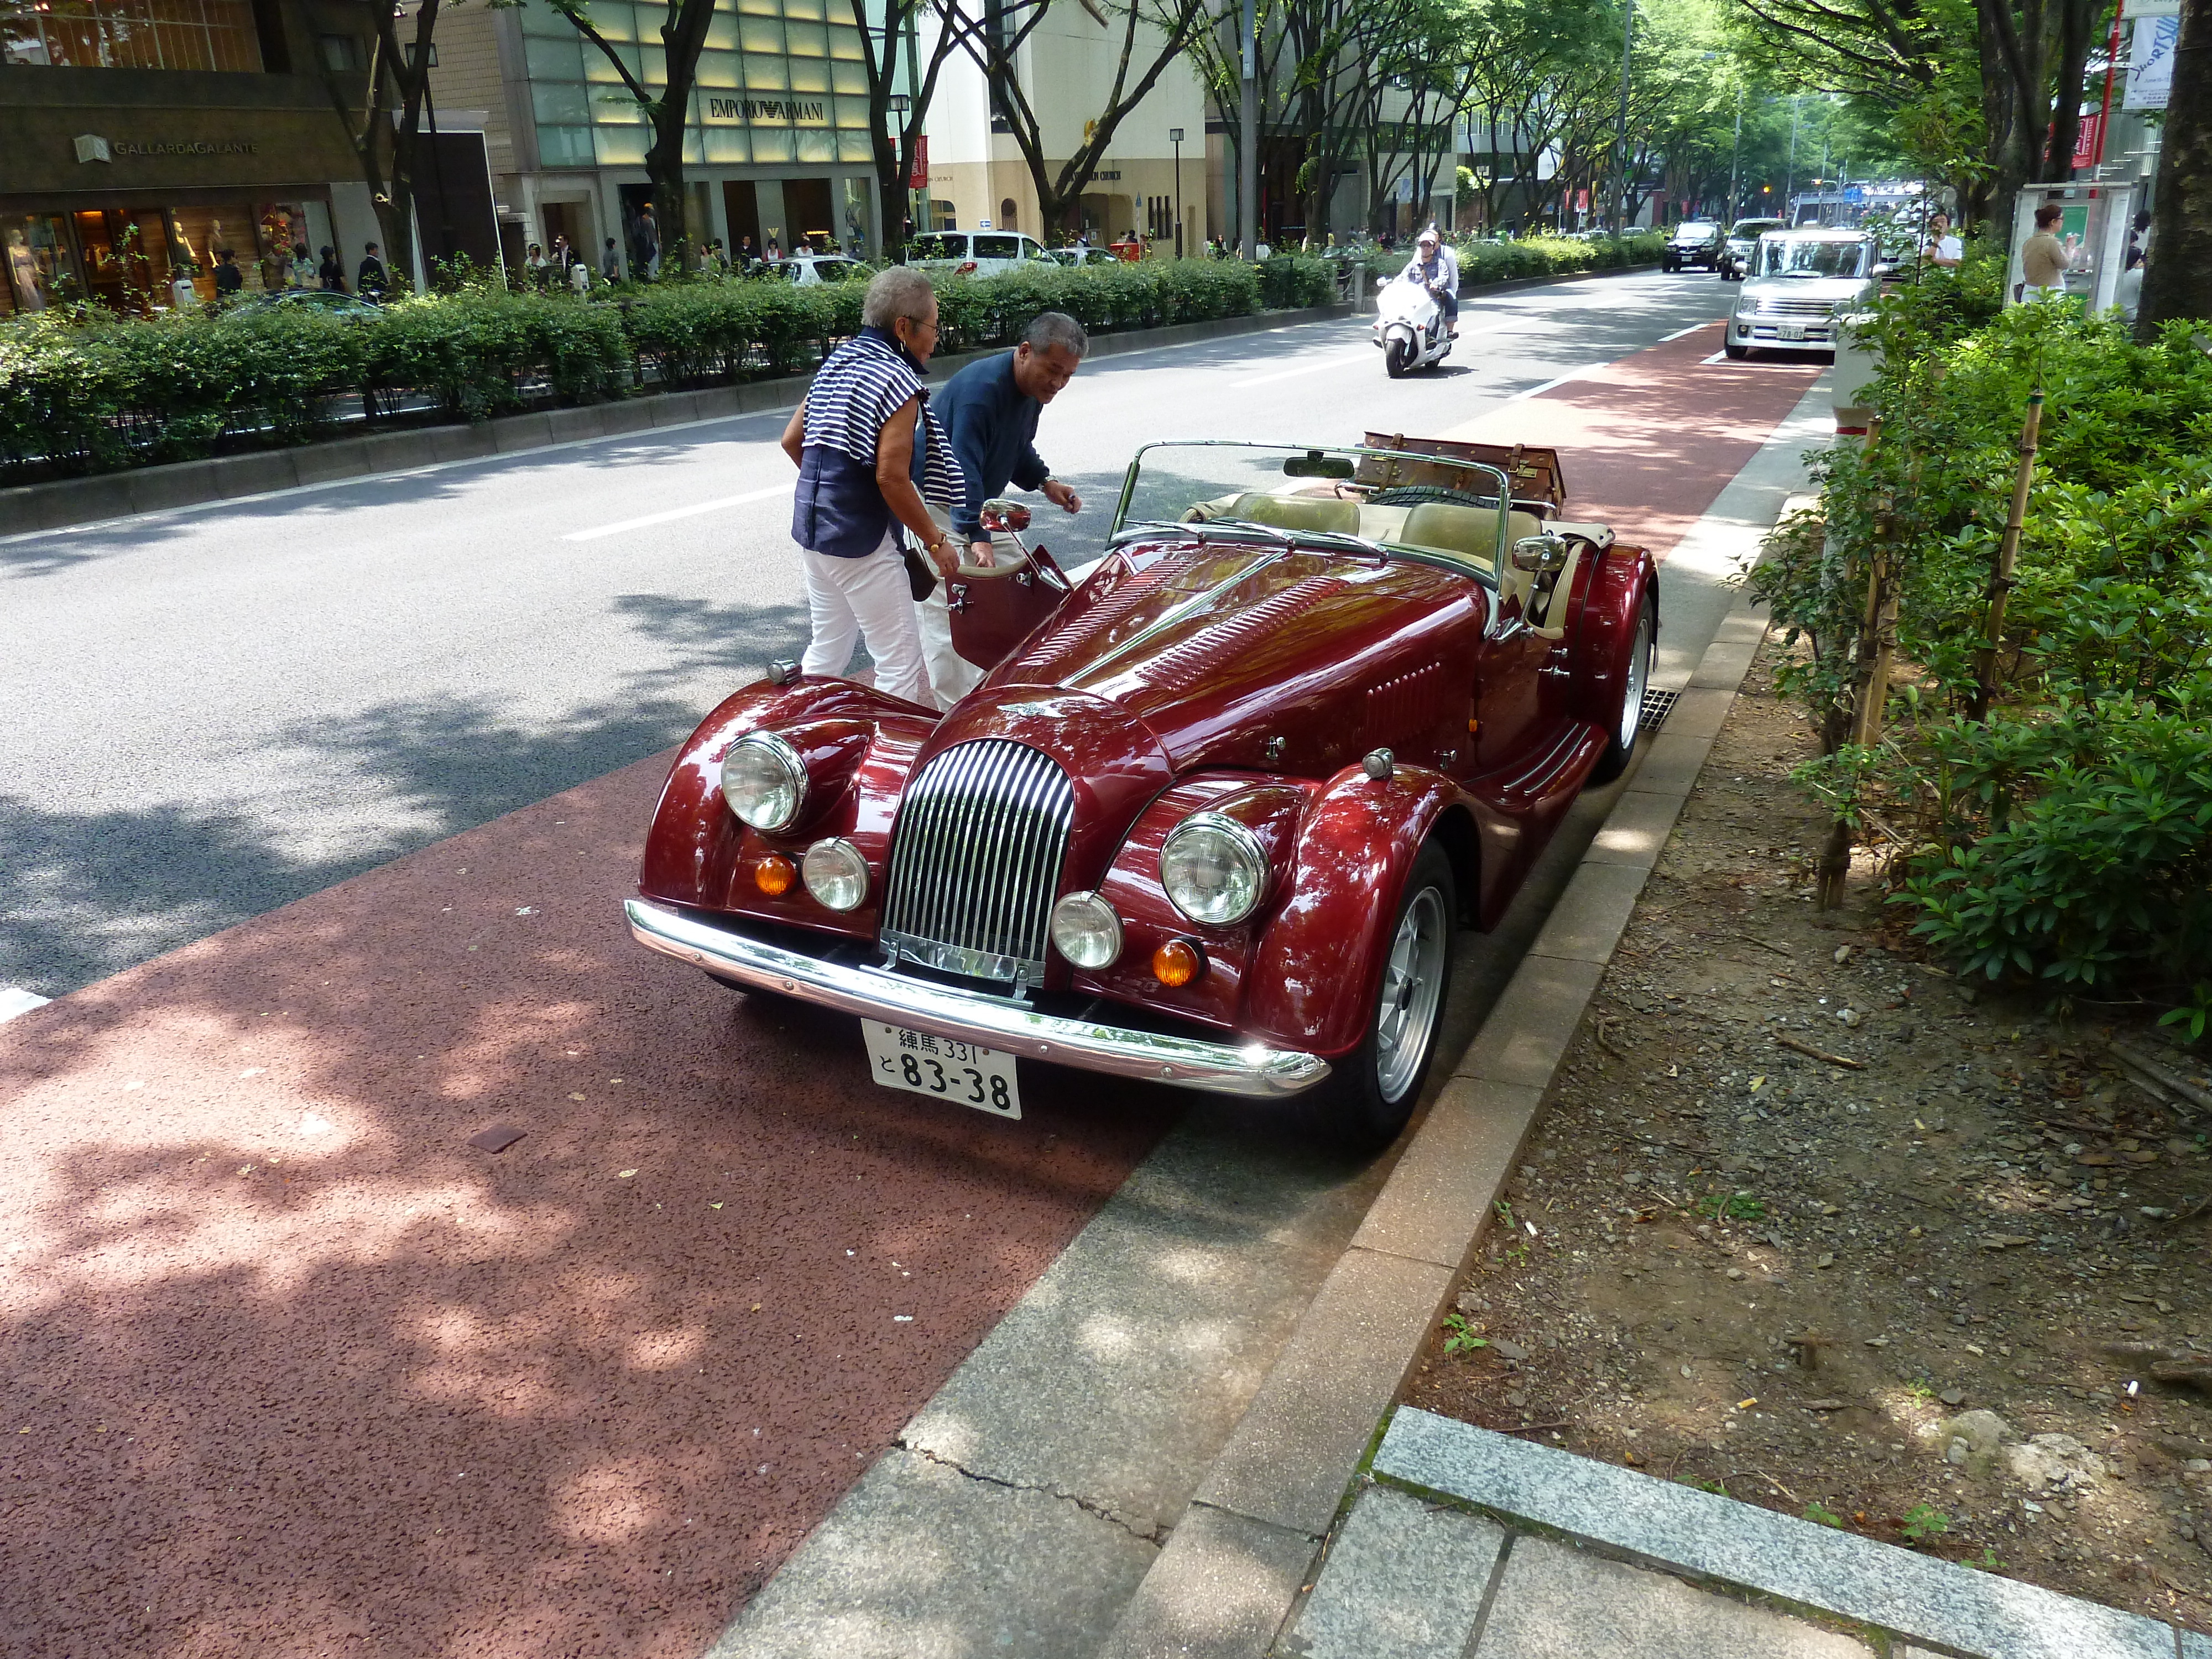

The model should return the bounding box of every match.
[2,269,1740,998]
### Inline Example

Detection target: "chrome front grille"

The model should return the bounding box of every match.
[1754,296,1836,318]
[880,740,1075,985]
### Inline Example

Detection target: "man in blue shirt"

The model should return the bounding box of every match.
[936,311,1087,566]
[918,311,1087,703]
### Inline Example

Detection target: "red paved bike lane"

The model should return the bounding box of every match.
[0,326,1820,1659]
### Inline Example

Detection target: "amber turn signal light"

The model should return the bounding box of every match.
[1151,939,1204,988]
[753,854,796,896]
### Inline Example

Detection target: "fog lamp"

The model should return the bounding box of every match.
[753,854,796,897]
[802,838,869,911]
[1151,939,1204,988]
[1050,891,1123,969]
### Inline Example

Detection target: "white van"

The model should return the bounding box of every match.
[908,231,1056,276]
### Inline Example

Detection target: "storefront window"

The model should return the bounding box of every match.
[1,216,77,315]
[2,0,263,72]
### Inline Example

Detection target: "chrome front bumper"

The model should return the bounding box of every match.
[625,898,1332,1099]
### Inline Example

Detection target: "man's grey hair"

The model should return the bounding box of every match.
[1022,310,1088,360]
[864,265,937,328]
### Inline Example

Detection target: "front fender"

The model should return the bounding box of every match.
[638,675,935,917]
[1572,545,1657,731]
[1244,763,1467,1057]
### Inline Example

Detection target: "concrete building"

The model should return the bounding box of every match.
[915,11,1208,251]
[1,0,382,312]
[420,0,889,276]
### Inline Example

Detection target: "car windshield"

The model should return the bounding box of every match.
[1674,222,1718,238]
[1110,441,1514,576]
[1756,238,1868,278]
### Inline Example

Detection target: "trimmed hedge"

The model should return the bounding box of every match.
[0,257,1342,480]
[0,247,1553,479]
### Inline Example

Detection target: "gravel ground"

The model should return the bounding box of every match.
[1405,633,2212,1638]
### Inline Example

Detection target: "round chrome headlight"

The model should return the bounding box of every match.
[1050,891,1123,969]
[719,732,807,831]
[802,837,869,911]
[1159,813,1269,926]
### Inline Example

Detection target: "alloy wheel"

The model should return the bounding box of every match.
[1374,886,1447,1103]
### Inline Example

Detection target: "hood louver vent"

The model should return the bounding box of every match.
[1141,575,1348,697]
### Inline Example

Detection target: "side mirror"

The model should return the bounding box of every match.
[978,498,1032,533]
[1510,533,1569,574]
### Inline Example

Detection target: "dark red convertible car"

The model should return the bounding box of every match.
[626,436,1655,1143]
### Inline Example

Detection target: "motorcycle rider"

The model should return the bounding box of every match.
[1399,226,1459,336]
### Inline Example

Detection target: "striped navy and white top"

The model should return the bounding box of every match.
[791,325,964,557]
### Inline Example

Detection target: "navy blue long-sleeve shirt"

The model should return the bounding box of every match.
[935,351,1049,543]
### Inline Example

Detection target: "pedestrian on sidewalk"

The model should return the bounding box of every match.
[357,242,388,299]
[919,310,1087,705]
[2019,203,2079,300]
[1922,211,1962,269]
[780,266,966,709]
[600,237,621,283]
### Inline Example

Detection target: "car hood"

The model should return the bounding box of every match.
[1740,275,1872,302]
[974,535,1479,773]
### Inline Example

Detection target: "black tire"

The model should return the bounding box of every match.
[1302,841,1457,1150]
[1385,337,1413,378]
[1724,341,1750,360]
[706,969,797,1015]
[1591,589,1656,784]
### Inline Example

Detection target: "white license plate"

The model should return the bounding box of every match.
[1777,324,1807,341]
[862,1023,1021,1119]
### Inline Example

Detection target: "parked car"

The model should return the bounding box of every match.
[773,254,872,285]
[1716,218,1786,281]
[1725,228,1879,358]
[624,434,1657,1146]
[1046,246,1124,268]
[907,231,1056,276]
[1660,221,1724,272]
[217,289,382,322]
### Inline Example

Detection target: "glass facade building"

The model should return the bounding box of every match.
[515,0,876,173]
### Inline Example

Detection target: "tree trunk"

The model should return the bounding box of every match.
[2138,0,2212,332]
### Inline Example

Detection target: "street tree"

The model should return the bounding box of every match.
[849,0,965,259]
[316,0,448,287]
[2137,0,2211,332]
[524,0,719,268]
[940,0,1216,238]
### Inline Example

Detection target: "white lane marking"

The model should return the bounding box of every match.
[564,481,793,541]
[1700,351,1733,366]
[0,988,51,1023]
[1233,351,1373,388]
[1502,363,1608,403]
[1660,322,1717,342]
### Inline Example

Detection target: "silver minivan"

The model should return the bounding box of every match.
[1725,228,1879,358]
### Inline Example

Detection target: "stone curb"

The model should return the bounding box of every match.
[1093,566,1778,1659]
[3,302,1354,537]
[1370,1409,2212,1659]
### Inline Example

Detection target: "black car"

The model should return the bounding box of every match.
[1661,221,1724,273]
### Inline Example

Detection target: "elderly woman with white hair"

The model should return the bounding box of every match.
[779,265,965,708]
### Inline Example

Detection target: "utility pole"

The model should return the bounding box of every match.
[1170,126,1185,255]
[1783,95,1800,225]
[1725,88,1743,223]
[1238,0,1258,259]
[1609,0,1634,234]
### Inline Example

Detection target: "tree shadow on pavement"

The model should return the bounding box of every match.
[0,750,1180,1658]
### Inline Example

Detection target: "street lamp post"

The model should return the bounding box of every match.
[1238,0,1258,260]
[1783,95,1800,225]
[1608,0,1634,235]
[886,92,911,259]
[1169,127,1185,257]
[1725,88,1743,225]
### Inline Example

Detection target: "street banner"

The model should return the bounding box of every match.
[910,135,928,190]
[2073,111,2104,167]
[2125,15,2178,109]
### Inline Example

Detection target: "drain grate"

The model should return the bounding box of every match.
[1639,687,1681,732]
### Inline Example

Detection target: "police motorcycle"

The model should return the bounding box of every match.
[1373,260,1454,378]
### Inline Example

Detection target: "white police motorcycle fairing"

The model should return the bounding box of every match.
[1373,275,1452,378]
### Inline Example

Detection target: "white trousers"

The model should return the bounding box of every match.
[800,533,931,708]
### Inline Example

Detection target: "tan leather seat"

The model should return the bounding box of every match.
[1229,493,1362,536]
[1399,502,1525,571]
